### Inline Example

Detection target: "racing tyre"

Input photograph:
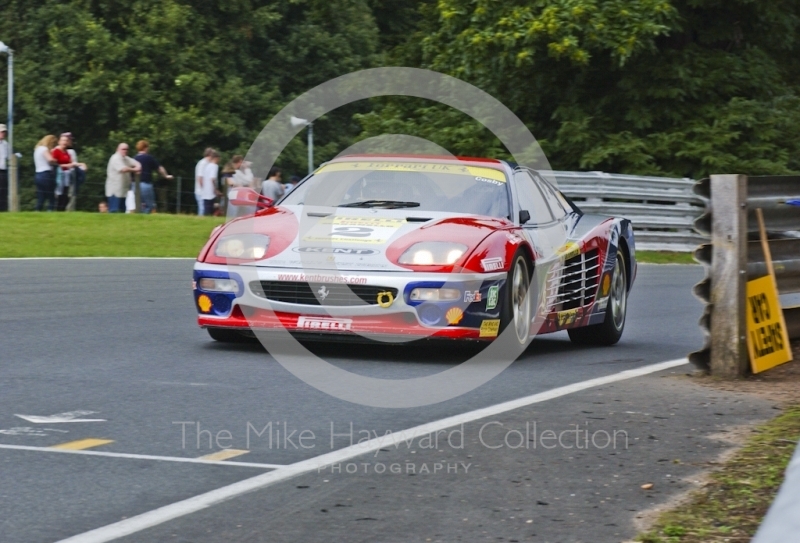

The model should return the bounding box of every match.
[207,327,248,343]
[500,250,533,346]
[568,251,628,346]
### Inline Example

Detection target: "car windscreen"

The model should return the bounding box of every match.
[280,162,511,219]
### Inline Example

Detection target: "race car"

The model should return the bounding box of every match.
[193,155,636,346]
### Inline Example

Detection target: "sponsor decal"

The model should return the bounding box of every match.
[464,290,482,304]
[505,233,523,245]
[475,176,504,186]
[294,247,380,255]
[558,242,581,261]
[557,309,579,327]
[601,274,611,296]
[297,316,353,331]
[317,285,330,301]
[197,294,212,313]
[278,273,367,284]
[479,319,500,338]
[445,307,464,325]
[481,257,504,272]
[486,286,500,310]
[317,162,507,183]
[377,291,395,309]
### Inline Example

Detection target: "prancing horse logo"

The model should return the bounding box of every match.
[317,285,330,301]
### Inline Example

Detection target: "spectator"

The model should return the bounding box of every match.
[284,175,301,195]
[219,155,241,215]
[221,155,243,190]
[235,160,257,190]
[134,140,173,214]
[200,150,221,216]
[261,166,285,202]
[105,143,141,213]
[52,133,85,211]
[98,201,109,213]
[0,124,7,212]
[33,135,58,211]
[195,147,213,216]
[64,133,86,211]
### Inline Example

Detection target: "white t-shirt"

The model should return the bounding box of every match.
[0,140,8,170]
[34,146,52,173]
[195,158,208,196]
[201,162,219,200]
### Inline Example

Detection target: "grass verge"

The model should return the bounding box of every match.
[0,213,700,261]
[0,212,224,257]
[638,405,800,543]
[636,251,696,265]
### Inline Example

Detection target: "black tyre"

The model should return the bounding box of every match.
[568,250,628,346]
[499,250,533,346]
[207,327,248,343]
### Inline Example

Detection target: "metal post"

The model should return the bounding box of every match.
[176,176,181,213]
[709,174,749,377]
[307,124,314,175]
[134,172,141,213]
[7,46,16,212]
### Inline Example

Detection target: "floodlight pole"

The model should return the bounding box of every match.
[0,42,15,211]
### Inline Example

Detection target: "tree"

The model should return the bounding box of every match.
[0,0,378,210]
[360,0,800,178]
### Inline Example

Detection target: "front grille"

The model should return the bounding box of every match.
[250,281,399,306]
[546,249,601,310]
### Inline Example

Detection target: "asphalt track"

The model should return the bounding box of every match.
[0,259,728,542]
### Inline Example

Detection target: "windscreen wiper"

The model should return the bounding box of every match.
[339,200,421,209]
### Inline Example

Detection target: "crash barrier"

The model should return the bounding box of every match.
[553,171,705,252]
[752,438,800,543]
[690,175,800,376]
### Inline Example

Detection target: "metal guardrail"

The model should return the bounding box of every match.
[690,175,800,375]
[752,438,800,543]
[553,171,706,252]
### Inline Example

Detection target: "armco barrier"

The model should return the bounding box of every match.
[689,175,800,376]
[554,171,706,252]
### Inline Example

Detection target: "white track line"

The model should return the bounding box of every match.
[0,444,284,470]
[56,357,688,543]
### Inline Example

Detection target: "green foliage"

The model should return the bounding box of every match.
[3,0,800,207]
[0,0,378,211]
[361,0,800,178]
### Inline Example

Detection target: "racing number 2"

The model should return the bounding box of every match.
[329,227,374,238]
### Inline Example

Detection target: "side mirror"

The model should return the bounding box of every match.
[519,210,531,225]
[228,188,274,210]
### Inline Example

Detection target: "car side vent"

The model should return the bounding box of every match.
[547,249,601,310]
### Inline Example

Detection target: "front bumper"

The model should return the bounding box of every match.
[193,264,507,340]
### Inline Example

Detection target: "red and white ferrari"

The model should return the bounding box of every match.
[193,155,636,346]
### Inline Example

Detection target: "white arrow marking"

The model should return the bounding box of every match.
[14,410,106,424]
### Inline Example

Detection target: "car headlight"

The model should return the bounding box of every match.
[214,234,270,259]
[398,242,468,266]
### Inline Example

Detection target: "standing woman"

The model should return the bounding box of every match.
[51,133,84,211]
[33,135,58,211]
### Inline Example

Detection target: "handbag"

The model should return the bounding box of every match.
[125,189,137,212]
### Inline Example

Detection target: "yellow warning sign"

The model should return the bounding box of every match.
[746,275,792,373]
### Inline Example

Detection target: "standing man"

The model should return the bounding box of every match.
[0,124,8,212]
[201,150,221,217]
[134,140,173,213]
[261,166,285,202]
[105,143,141,213]
[195,148,213,215]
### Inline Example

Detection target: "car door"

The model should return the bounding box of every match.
[512,170,569,318]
